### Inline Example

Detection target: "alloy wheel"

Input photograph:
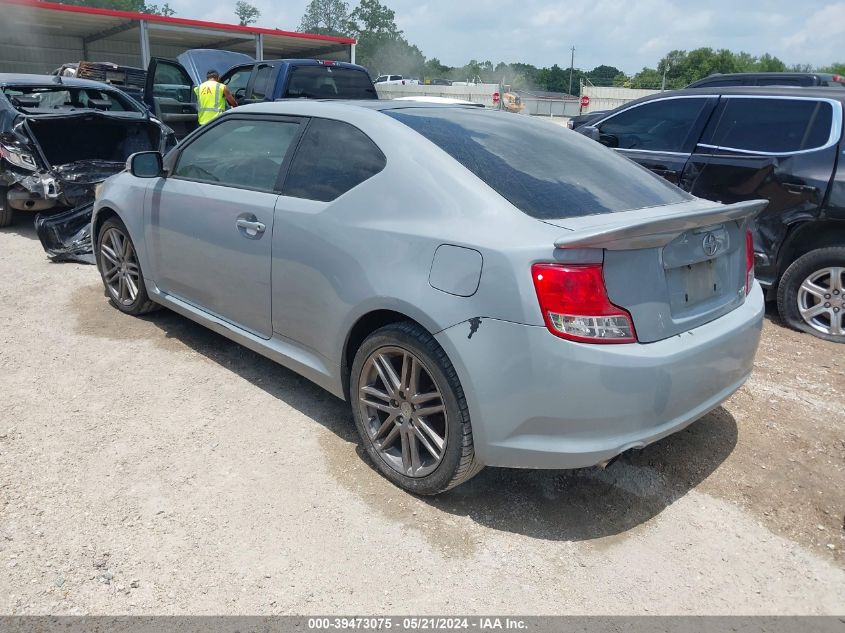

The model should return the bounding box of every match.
[357,346,448,478]
[100,227,141,307]
[797,266,845,336]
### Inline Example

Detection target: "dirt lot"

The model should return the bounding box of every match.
[0,214,843,615]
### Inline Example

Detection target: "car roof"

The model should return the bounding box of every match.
[696,72,831,79]
[0,73,120,90]
[238,59,369,71]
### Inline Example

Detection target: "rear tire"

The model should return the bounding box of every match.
[777,247,845,343]
[350,321,482,495]
[0,187,12,227]
[96,216,158,316]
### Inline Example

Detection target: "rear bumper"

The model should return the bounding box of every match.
[435,283,765,469]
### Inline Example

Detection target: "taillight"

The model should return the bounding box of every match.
[531,263,637,343]
[745,229,755,295]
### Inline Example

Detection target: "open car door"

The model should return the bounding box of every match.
[144,50,255,139]
[143,57,199,140]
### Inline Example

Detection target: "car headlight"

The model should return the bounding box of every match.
[94,183,104,199]
[0,143,37,171]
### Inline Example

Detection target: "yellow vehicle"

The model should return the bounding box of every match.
[502,91,524,113]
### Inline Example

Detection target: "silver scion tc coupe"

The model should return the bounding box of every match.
[92,101,766,495]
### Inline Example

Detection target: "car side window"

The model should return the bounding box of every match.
[597,98,710,152]
[283,118,386,202]
[701,98,834,153]
[152,61,192,102]
[173,118,300,191]
[249,65,274,101]
[224,67,252,98]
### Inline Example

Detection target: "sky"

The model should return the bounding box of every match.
[166,0,845,73]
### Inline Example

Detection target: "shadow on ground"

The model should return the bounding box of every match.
[54,274,741,546]
[763,298,788,328]
[427,407,736,542]
[133,305,739,543]
[0,210,41,241]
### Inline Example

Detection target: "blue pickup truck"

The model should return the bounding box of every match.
[144,49,377,138]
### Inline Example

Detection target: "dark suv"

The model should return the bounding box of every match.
[578,87,845,342]
[687,72,845,89]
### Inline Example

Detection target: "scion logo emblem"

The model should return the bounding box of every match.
[702,233,719,256]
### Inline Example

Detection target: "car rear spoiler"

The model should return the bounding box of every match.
[553,199,768,250]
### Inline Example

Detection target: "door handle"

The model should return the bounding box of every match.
[236,218,266,234]
[651,167,680,182]
[783,183,817,196]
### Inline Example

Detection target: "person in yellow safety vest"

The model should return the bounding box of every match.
[194,69,238,126]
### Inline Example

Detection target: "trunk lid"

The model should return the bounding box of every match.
[544,198,766,342]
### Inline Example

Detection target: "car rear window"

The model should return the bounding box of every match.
[386,108,691,219]
[284,65,377,100]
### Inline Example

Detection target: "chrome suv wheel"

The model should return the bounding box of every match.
[778,247,845,343]
[796,266,844,336]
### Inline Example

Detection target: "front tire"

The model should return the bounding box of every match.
[777,247,845,343]
[350,322,482,495]
[96,217,158,316]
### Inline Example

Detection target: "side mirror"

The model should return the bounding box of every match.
[581,125,600,141]
[127,151,163,178]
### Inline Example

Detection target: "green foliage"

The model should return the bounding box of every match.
[756,53,787,72]
[632,48,789,89]
[298,0,352,36]
[423,58,451,78]
[537,64,568,93]
[347,0,423,76]
[817,63,845,74]
[350,0,400,37]
[627,67,662,89]
[234,0,260,26]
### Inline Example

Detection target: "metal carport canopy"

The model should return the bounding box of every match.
[0,0,357,67]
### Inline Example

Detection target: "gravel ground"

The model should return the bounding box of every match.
[0,215,843,615]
